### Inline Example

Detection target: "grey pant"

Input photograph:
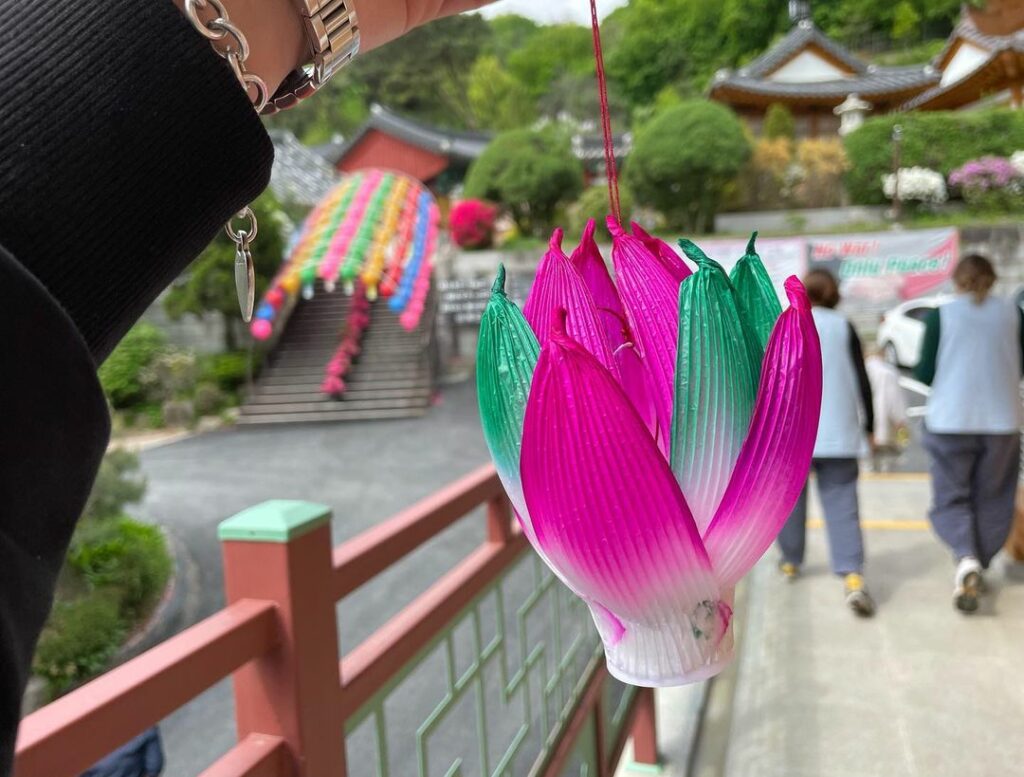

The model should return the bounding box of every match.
[778,458,864,575]
[922,430,1020,568]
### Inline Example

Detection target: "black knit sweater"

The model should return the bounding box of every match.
[0,0,273,771]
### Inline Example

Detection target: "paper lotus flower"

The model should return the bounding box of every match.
[477,220,821,686]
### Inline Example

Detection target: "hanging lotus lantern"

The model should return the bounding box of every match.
[477,219,822,686]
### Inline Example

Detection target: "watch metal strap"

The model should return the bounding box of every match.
[261,0,360,115]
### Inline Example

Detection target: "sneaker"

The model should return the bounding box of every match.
[779,562,800,581]
[954,557,983,613]
[843,573,875,617]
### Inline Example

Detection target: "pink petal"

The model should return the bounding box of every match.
[631,222,692,282]
[523,228,618,379]
[702,277,823,589]
[570,219,656,433]
[521,310,730,685]
[607,217,680,455]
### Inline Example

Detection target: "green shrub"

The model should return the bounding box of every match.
[142,349,197,402]
[626,99,751,232]
[464,127,583,237]
[763,103,795,140]
[568,186,635,241]
[844,109,1024,205]
[98,322,168,408]
[82,450,146,523]
[69,518,171,620]
[198,351,250,393]
[33,592,124,696]
[193,382,226,416]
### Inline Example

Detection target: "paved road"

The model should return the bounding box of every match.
[138,380,503,775]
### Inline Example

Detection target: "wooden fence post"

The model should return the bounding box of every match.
[630,687,659,768]
[219,500,346,776]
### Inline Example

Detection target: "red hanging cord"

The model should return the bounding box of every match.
[589,0,621,224]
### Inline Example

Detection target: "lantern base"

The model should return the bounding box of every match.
[605,653,732,688]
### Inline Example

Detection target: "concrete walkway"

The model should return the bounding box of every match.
[716,472,1024,777]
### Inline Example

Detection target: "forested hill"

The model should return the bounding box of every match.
[267,0,964,142]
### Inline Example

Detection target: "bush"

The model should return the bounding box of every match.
[142,349,197,402]
[193,381,226,416]
[68,517,172,621]
[33,592,124,696]
[464,127,583,236]
[98,323,168,408]
[948,156,1024,211]
[626,99,750,232]
[734,137,793,210]
[568,185,635,240]
[882,167,948,204]
[763,103,795,140]
[844,109,1024,204]
[449,200,498,249]
[793,138,850,208]
[82,449,146,523]
[198,351,250,393]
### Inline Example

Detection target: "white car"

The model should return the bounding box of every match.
[877,297,949,368]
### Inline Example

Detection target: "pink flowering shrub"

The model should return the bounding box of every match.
[948,156,1024,211]
[449,200,497,250]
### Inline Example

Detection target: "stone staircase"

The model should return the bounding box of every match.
[238,282,438,424]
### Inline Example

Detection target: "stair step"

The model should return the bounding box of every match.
[241,396,430,415]
[237,408,427,424]
[246,388,433,404]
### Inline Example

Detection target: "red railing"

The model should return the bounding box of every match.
[14,464,657,776]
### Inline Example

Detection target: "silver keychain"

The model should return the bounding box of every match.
[185,0,268,321]
[226,208,257,322]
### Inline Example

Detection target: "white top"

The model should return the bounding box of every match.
[812,307,864,458]
[926,294,1022,434]
[866,355,906,446]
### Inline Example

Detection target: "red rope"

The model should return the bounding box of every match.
[589,0,621,224]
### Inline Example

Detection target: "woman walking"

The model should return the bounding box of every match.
[915,254,1024,613]
[778,269,876,616]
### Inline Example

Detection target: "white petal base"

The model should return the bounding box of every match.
[589,599,735,688]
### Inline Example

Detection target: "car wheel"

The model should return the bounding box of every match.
[883,342,900,367]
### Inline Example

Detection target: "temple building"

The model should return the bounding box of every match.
[709,1,1024,136]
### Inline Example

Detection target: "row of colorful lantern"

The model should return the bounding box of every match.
[250,169,439,342]
[321,283,372,397]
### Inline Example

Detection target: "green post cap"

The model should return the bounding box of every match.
[218,500,332,543]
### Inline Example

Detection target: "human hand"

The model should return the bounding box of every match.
[174,0,497,97]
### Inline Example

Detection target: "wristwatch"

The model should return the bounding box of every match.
[261,0,360,115]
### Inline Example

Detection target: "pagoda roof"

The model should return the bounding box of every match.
[710,20,938,108]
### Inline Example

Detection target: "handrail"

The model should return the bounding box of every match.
[15,599,279,776]
[198,734,289,777]
[330,464,502,599]
[339,532,528,718]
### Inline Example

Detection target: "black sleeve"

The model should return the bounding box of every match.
[848,322,875,436]
[0,1,273,771]
[1018,307,1024,378]
[914,308,941,386]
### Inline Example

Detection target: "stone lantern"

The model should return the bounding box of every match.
[834,93,872,136]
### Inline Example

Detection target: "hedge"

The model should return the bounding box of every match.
[844,109,1024,205]
[33,592,124,696]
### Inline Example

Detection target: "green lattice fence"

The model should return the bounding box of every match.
[343,553,635,776]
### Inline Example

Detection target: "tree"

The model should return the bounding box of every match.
[464,128,584,236]
[164,192,286,350]
[265,72,369,145]
[467,56,536,130]
[486,14,541,63]
[507,24,594,101]
[347,14,491,128]
[626,100,751,233]
[763,103,796,139]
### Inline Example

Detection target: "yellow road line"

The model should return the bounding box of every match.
[859,472,930,482]
[807,518,930,531]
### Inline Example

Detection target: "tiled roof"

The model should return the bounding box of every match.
[742,19,866,78]
[268,130,340,207]
[710,20,938,103]
[319,103,492,166]
[315,104,632,167]
[712,65,937,101]
[900,14,1024,111]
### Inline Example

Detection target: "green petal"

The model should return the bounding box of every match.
[671,243,760,533]
[729,232,782,354]
[477,265,540,540]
